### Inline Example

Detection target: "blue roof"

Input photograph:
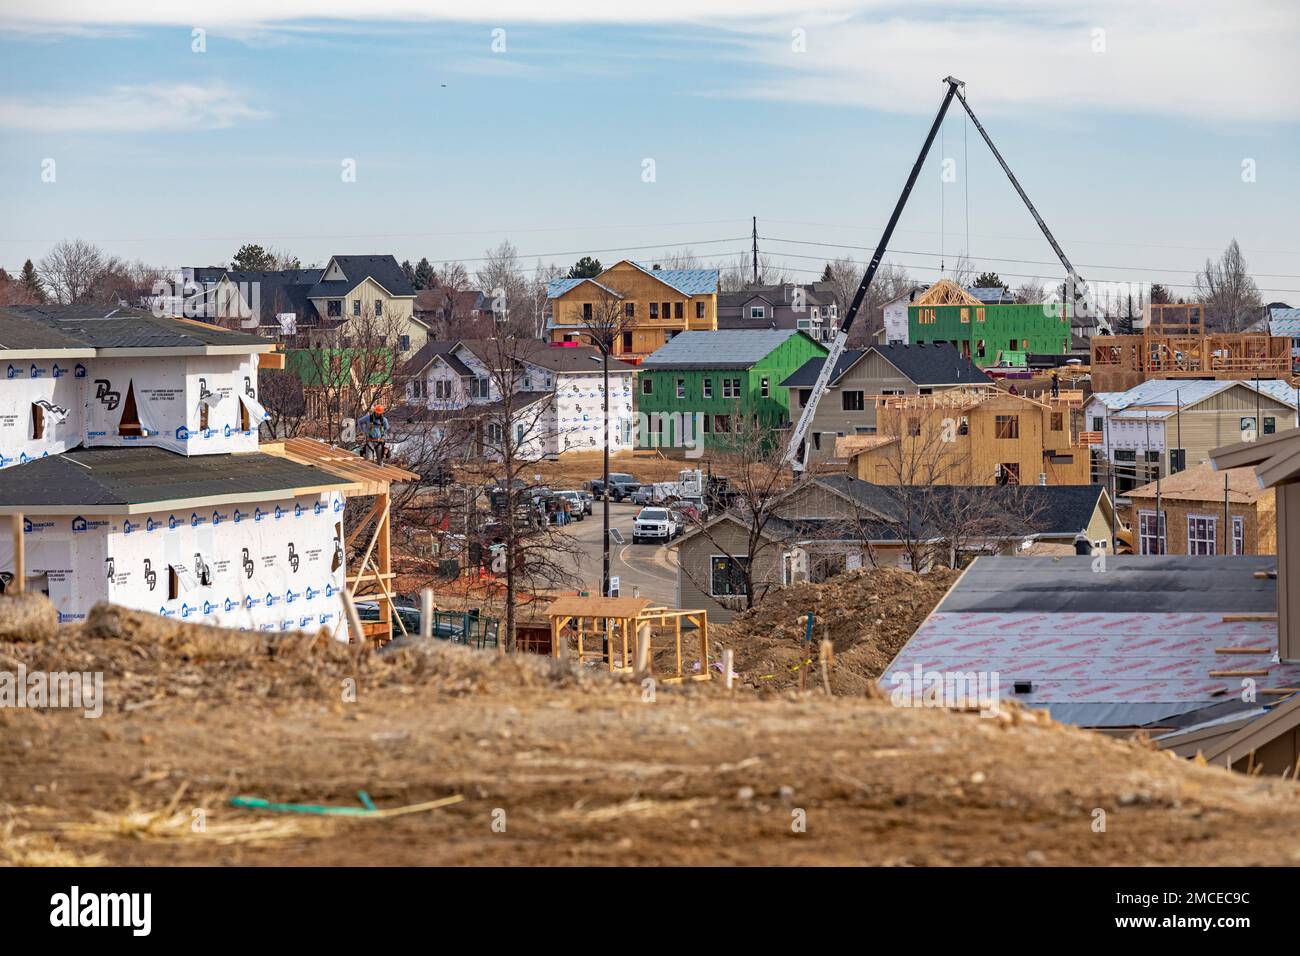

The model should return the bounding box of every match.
[640,329,811,369]
[628,263,719,296]
[545,277,624,300]
[965,286,1014,304]
[1269,311,1300,338]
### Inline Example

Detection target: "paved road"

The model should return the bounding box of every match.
[561,501,679,605]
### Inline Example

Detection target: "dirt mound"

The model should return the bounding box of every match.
[0,592,58,643]
[720,566,960,695]
[3,603,641,714]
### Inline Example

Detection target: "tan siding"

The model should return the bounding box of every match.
[675,521,780,623]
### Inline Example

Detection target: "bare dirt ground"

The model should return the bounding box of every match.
[6,600,1300,866]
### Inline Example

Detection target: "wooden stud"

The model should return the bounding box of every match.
[1209,668,1270,678]
[674,615,682,680]
[10,513,23,594]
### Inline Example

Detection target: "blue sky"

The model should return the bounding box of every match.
[1,1,1298,301]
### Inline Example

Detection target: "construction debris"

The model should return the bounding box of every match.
[0,592,57,643]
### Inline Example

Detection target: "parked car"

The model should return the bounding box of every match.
[630,482,675,506]
[675,494,709,520]
[632,507,679,544]
[354,600,423,636]
[575,490,593,515]
[587,473,641,501]
[670,497,708,523]
[553,490,586,521]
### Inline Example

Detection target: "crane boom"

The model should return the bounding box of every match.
[783,76,1100,471]
[783,76,965,468]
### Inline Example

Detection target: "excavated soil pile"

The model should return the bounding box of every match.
[7,594,1300,865]
[721,566,960,695]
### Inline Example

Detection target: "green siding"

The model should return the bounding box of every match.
[635,332,826,450]
[909,303,1069,367]
[286,348,395,387]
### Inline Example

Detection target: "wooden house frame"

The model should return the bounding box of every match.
[545,594,711,683]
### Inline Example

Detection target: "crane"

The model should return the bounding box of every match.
[783,76,1101,470]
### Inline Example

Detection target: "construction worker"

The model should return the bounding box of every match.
[356,404,390,462]
[1050,370,1060,399]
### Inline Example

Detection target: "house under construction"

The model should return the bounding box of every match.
[1090,330,1292,392]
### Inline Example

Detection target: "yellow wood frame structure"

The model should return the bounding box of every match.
[546,595,711,684]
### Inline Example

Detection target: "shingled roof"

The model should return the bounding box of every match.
[0,446,356,514]
[781,342,990,389]
[0,305,274,354]
[640,329,805,370]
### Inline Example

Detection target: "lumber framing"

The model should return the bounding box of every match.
[546,598,711,683]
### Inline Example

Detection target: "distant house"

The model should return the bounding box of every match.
[1269,307,1300,363]
[635,330,826,452]
[673,474,1114,621]
[1125,464,1274,556]
[546,260,719,362]
[842,388,1090,487]
[877,287,925,345]
[414,287,492,338]
[1084,379,1298,492]
[908,280,1069,366]
[717,282,840,342]
[781,343,991,465]
[397,339,636,461]
[205,255,426,358]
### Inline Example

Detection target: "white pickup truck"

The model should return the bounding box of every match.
[631,507,679,544]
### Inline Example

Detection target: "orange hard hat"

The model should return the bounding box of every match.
[374,404,385,414]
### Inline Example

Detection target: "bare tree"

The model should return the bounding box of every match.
[821,257,912,346]
[946,255,976,288]
[39,239,105,304]
[677,405,802,611]
[1196,239,1264,332]
[1014,278,1046,304]
[718,251,788,291]
[655,248,702,270]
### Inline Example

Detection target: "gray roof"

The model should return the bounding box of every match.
[309,255,415,298]
[0,447,353,511]
[780,343,990,389]
[640,329,805,370]
[0,305,273,353]
[883,555,1300,729]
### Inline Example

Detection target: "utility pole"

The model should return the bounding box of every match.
[752,216,759,285]
[602,344,611,599]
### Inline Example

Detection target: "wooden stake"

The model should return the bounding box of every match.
[819,639,833,696]
[339,589,365,649]
[723,649,734,692]
[420,588,433,639]
[10,513,23,594]
[635,622,651,675]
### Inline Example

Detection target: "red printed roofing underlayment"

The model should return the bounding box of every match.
[881,555,1290,728]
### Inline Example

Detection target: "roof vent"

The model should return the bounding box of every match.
[1013,680,1034,694]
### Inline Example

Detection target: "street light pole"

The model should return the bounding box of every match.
[602,340,611,599]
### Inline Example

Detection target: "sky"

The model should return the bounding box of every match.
[1,0,1298,302]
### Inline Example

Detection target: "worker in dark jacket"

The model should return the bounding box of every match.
[356,404,390,462]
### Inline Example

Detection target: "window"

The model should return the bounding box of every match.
[907,417,921,437]
[625,302,635,318]
[1092,416,1104,432]
[1050,412,1063,431]
[798,388,811,407]
[976,308,985,322]
[1241,416,1257,440]
[661,302,670,321]
[641,378,653,395]
[375,300,383,316]
[435,379,452,401]
[583,303,593,321]
[649,303,659,319]
[1169,448,1186,473]
[1188,515,1217,555]
[327,300,342,318]
[710,555,749,598]
[1009,339,1018,351]
[995,415,1020,439]
[714,414,731,433]
[240,398,251,432]
[957,416,969,436]
[674,302,683,319]
[702,378,713,399]
[352,299,361,316]
[30,403,44,440]
[760,377,770,398]
[702,415,711,434]
[723,378,740,399]
[976,340,986,359]
[168,565,179,602]
[1138,510,1166,555]
[676,378,685,399]
[399,335,410,351]
[997,462,1020,486]
[750,306,765,320]
[695,302,705,319]
[622,331,633,352]
[1232,515,1245,555]
[1264,417,1277,435]
[960,308,970,324]
[474,377,490,399]
[842,390,865,411]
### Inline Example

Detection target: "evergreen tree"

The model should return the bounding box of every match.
[414,257,436,290]
[401,259,416,287]
[567,256,602,279]
[20,259,45,301]
[973,271,1006,290]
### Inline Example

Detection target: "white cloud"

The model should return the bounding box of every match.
[0,83,270,132]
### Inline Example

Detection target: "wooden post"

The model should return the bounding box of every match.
[339,589,365,647]
[577,617,585,662]
[674,615,682,680]
[698,613,709,680]
[636,621,651,675]
[377,491,392,644]
[10,513,23,593]
[621,618,630,670]
[723,649,734,692]
[421,588,433,639]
